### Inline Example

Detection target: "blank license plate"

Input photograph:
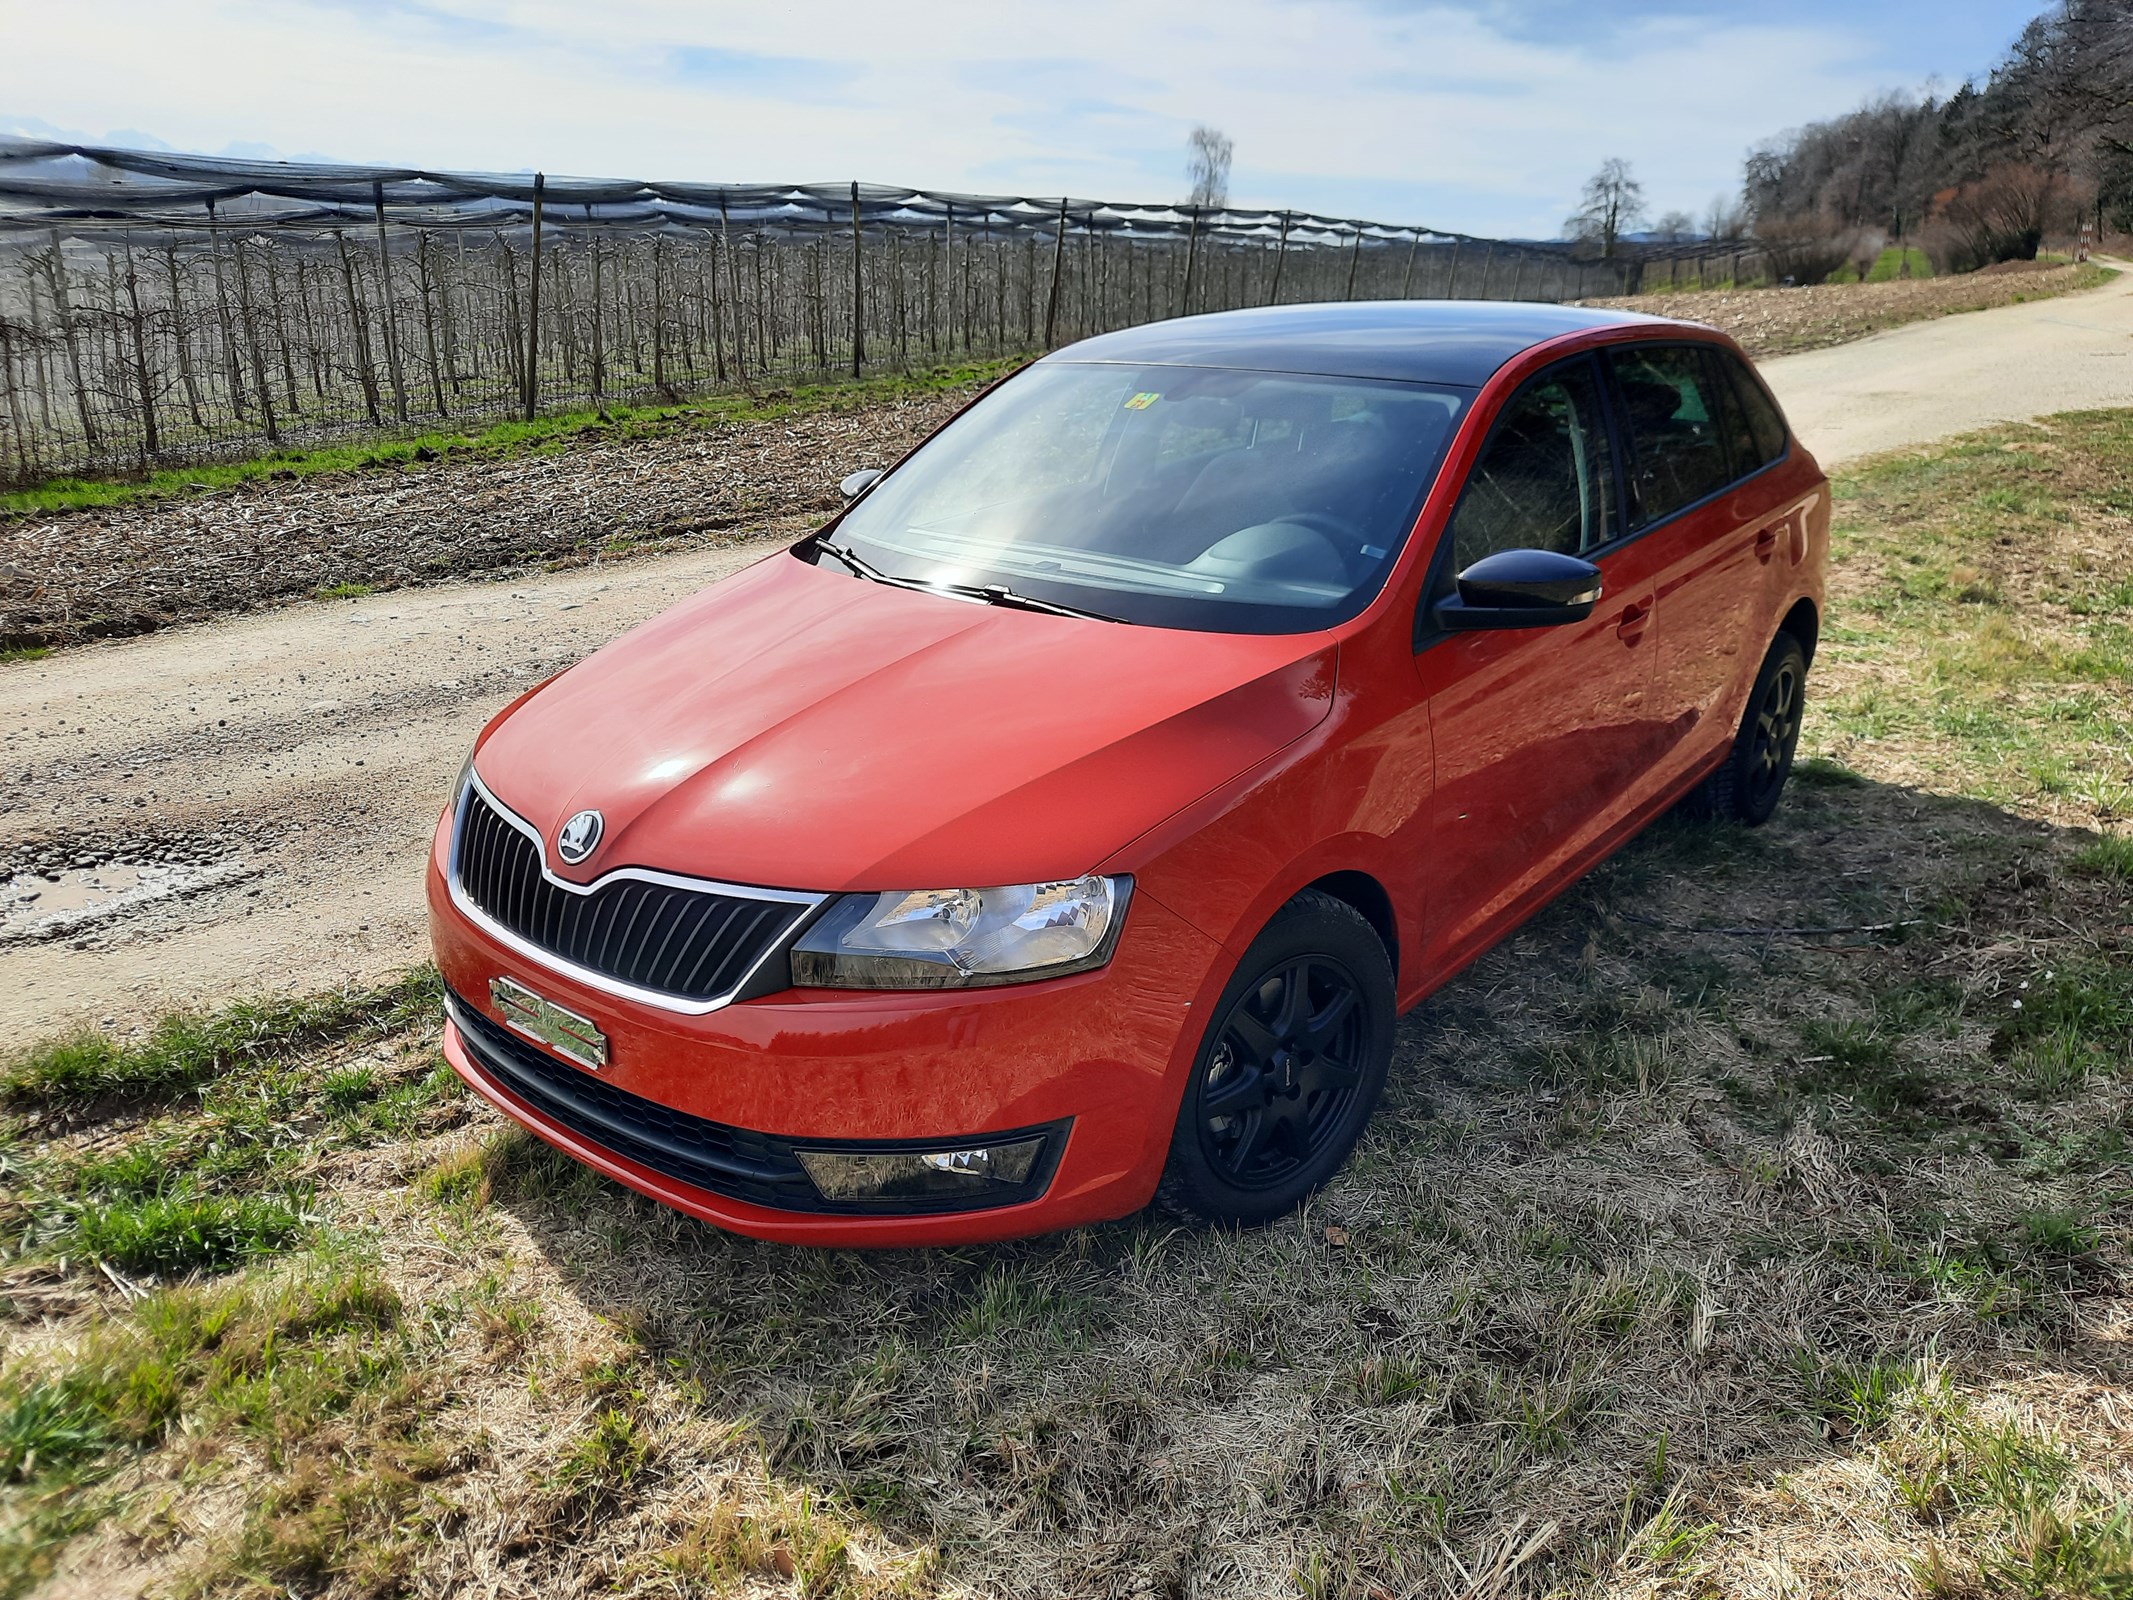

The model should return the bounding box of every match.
[490,975,609,1070]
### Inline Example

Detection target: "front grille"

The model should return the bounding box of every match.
[445,987,1062,1215]
[452,784,812,1004]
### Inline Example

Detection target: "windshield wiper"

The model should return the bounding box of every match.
[963,583,1125,623]
[811,535,1123,623]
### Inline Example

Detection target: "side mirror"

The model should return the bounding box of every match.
[840,468,885,501]
[1434,548,1602,631]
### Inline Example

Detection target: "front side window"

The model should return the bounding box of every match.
[1445,360,1615,572]
[1612,345,1733,524]
[814,361,1469,634]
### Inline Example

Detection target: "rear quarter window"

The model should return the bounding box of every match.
[1720,351,1791,467]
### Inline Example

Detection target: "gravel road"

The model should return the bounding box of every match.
[9,270,2133,1034]
[1,541,784,1034]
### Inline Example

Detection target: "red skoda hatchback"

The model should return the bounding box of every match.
[429,301,1827,1245]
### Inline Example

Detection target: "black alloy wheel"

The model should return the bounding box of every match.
[1199,955,1369,1189]
[1744,651,1804,815]
[1157,890,1395,1225]
[1692,632,1809,827]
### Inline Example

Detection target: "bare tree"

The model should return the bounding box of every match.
[1565,158,1646,257]
[1702,195,1750,240]
[1186,126,1234,210]
[1652,210,1697,240]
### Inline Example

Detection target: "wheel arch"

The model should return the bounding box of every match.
[1300,869,1399,983]
[1778,596,1819,666]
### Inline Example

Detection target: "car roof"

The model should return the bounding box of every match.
[1044,299,1681,388]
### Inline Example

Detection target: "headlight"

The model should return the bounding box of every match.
[790,875,1130,989]
[450,749,476,811]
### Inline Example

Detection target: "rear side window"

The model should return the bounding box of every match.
[1446,360,1615,571]
[1719,351,1790,467]
[1611,345,1732,524]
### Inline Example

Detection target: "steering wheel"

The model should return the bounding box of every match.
[1270,511,1372,575]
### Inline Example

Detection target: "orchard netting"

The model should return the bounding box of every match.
[0,139,1761,483]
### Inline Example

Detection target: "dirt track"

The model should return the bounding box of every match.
[1,541,782,1033]
[10,270,2133,1034]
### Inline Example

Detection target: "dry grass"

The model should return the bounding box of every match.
[3,416,2131,1598]
[1583,262,2117,358]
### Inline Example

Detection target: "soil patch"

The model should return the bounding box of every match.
[0,385,977,650]
[1586,261,2112,358]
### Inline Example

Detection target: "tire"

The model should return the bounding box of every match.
[1155,889,1395,1226]
[1694,632,1808,827]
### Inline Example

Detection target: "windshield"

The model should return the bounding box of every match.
[811,361,1470,633]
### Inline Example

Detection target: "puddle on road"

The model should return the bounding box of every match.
[3,858,257,944]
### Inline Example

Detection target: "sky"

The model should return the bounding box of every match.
[2,0,2048,239]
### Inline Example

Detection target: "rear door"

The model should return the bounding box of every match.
[1606,343,1794,795]
[1413,356,1669,972]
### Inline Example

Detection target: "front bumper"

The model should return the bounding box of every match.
[426,810,1227,1246]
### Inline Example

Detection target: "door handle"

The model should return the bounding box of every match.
[1754,525,1780,561]
[1616,598,1652,641]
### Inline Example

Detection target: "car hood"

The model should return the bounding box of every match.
[474,551,1337,891]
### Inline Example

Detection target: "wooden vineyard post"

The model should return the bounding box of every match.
[850,182,865,378]
[440,233,464,397]
[1269,211,1291,305]
[1023,232,1037,348]
[895,230,911,365]
[719,198,742,384]
[204,200,249,420]
[334,230,383,425]
[1043,197,1069,348]
[1344,225,1363,300]
[752,241,767,374]
[943,202,956,352]
[1179,205,1201,316]
[120,236,160,460]
[1444,238,1464,297]
[372,182,409,423]
[1400,229,1421,298]
[706,230,726,384]
[41,233,100,452]
[589,234,606,400]
[652,236,668,393]
[523,173,545,420]
[417,231,448,416]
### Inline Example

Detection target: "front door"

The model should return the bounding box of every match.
[1411,356,1666,974]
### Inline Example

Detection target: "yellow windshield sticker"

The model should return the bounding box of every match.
[1122,391,1161,410]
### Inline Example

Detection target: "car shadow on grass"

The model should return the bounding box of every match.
[484,762,2132,1598]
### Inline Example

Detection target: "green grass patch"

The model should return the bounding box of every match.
[1,971,460,1285]
[67,1193,309,1277]
[1827,245,1936,283]
[2072,833,2133,881]
[0,1258,413,1595]
[1,968,441,1108]
[0,357,1024,518]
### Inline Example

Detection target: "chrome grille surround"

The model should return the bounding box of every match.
[446,769,827,1015]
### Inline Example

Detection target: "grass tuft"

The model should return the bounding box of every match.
[1,969,440,1108]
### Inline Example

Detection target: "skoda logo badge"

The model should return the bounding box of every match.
[556,809,603,865]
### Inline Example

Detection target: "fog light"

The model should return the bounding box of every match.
[795,1136,1046,1203]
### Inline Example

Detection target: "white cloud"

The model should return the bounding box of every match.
[6,0,1903,235]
